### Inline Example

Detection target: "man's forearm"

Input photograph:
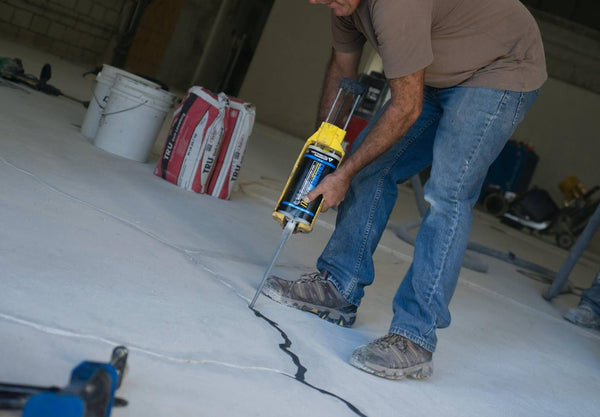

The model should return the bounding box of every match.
[337,103,418,178]
[337,72,424,180]
[304,67,424,212]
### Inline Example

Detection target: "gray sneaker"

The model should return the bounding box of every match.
[261,270,357,327]
[350,333,433,380]
[563,304,600,328]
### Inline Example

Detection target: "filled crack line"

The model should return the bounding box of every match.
[0,311,290,376]
[252,308,367,417]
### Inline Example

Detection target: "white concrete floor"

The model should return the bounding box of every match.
[1,41,599,417]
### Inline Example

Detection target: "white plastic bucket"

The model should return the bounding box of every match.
[81,64,160,140]
[93,74,176,162]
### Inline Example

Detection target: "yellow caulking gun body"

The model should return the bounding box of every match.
[249,78,366,309]
[272,122,347,234]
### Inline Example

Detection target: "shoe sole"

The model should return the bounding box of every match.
[262,285,356,327]
[564,317,600,328]
[349,353,433,380]
[563,313,600,328]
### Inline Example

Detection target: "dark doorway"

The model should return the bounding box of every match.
[191,0,275,97]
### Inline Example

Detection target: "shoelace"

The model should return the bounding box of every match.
[374,334,407,352]
[298,271,328,283]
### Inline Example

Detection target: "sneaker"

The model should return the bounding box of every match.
[350,333,433,380]
[261,270,357,327]
[563,304,600,328]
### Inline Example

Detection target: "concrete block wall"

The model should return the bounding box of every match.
[0,0,124,65]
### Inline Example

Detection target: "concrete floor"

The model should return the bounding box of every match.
[1,41,599,417]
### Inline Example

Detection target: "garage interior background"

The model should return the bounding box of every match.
[0,0,598,251]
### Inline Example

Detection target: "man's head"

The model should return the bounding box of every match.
[308,0,361,17]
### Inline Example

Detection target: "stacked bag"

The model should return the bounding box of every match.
[154,87,255,199]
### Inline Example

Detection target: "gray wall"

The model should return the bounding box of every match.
[513,76,600,256]
[0,0,124,65]
[239,1,332,139]
[157,0,220,91]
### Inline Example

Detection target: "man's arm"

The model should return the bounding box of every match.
[316,48,362,129]
[306,69,425,211]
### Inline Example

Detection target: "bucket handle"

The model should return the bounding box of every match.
[91,84,109,110]
[102,100,148,116]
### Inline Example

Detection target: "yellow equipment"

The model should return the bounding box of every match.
[250,78,365,308]
[272,121,347,233]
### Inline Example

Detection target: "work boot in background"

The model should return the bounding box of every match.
[563,304,600,328]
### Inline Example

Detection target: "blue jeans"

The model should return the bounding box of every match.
[317,86,540,352]
[581,269,600,316]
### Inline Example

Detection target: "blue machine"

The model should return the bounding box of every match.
[0,346,128,417]
[482,140,539,196]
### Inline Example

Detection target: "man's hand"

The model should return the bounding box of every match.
[303,170,352,212]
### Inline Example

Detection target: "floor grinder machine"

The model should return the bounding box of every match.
[249,78,366,309]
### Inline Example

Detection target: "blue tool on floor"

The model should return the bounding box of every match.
[0,346,128,417]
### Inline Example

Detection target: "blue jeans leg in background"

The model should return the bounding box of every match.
[580,269,600,316]
[318,86,540,353]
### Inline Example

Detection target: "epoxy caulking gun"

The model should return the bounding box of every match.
[250,78,366,309]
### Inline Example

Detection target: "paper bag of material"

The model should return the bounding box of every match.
[207,96,255,199]
[155,87,226,193]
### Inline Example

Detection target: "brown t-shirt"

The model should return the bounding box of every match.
[332,0,547,91]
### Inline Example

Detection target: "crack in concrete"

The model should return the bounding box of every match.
[251,309,367,417]
[0,312,288,376]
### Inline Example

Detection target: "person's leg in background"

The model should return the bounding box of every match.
[564,269,600,328]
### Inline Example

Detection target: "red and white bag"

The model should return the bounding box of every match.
[208,97,255,199]
[155,87,254,199]
[155,87,226,193]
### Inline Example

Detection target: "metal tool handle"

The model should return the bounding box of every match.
[110,346,129,389]
[0,383,60,410]
[249,220,297,309]
[340,77,366,95]
[325,77,366,129]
